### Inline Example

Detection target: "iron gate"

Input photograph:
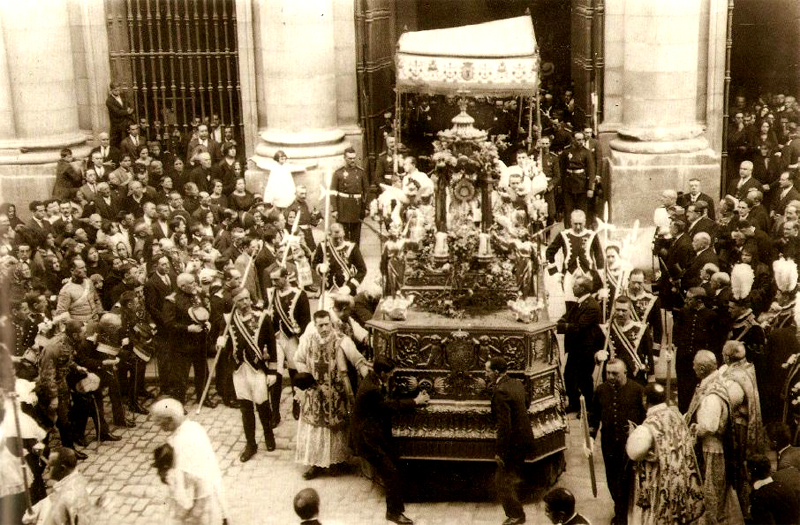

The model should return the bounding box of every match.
[106,0,244,144]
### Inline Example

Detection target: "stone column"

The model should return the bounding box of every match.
[606,0,720,245]
[0,0,90,211]
[334,0,362,156]
[251,0,349,168]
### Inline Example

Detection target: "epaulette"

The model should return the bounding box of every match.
[165,293,176,302]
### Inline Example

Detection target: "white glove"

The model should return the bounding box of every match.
[582,437,594,458]
[596,288,609,300]
[266,375,277,387]
[216,336,228,351]
[595,350,609,363]
[187,324,203,333]
[317,263,329,275]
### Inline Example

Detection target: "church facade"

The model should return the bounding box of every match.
[0,0,796,226]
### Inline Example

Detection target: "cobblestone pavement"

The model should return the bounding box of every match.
[78,393,613,525]
[75,219,615,525]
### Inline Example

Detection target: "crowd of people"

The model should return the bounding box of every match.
[2,78,800,525]
[0,80,393,524]
[549,91,800,524]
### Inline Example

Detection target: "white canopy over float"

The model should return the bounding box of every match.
[395,16,539,96]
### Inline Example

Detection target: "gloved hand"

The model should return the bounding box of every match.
[582,437,594,458]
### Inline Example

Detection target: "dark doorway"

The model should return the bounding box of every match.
[105,0,244,146]
[730,0,800,101]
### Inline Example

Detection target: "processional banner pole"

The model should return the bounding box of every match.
[580,394,598,497]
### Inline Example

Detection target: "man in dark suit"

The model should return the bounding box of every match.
[748,455,800,524]
[24,199,51,236]
[556,275,603,412]
[681,232,719,292]
[119,122,143,162]
[185,124,222,164]
[144,255,176,395]
[187,151,214,194]
[106,83,134,147]
[737,219,775,264]
[656,219,694,311]
[746,189,770,231]
[93,182,121,221]
[678,178,716,220]
[85,151,110,184]
[352,356,429,525]
[772,171,800,216]
[52,148,83,200]
[674,288,721,411]
[89,132,122,169]
[729,160,762,201]
[686,201,717,242]
[486,356,535,525]
[753,143,781,202]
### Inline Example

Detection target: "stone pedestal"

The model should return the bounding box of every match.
[0,0,90,212]
[250,0,350,169]
[606,0,720,234]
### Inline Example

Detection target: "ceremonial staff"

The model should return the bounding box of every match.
[197,238,262,414]
[664,328,673,406]
[318,168,335,311]
[601,202,610,323]
[580,394,598,497]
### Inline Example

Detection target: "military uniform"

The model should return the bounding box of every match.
[559,144,596,226]
[162,289,210,404]
[40,333,83,448]
[588,379,646,523]
[545,227,604,303]
[221,306,279,453]
[312,239,367,295]
[601,320,654,383]
[331,163,368,244]
[266,285,311,422]
[374,150,403,189]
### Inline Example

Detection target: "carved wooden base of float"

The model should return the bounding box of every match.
[368,310,567,463]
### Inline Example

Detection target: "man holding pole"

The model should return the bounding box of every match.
[216,287,280,462]
[587,359,646,525]
[313,223,367,298]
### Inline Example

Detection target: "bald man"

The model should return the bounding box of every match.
[731,161,762,201]
[90,131,121,168]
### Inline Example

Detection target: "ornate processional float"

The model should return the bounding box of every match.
[367,16,566,476]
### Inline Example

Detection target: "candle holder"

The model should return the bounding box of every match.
[476,232,493,260]
[433,231,449,262]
